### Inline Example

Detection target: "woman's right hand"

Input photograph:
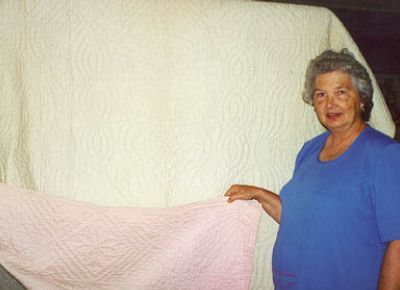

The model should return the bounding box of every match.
[224,184,281,223]
[224,184,264,203]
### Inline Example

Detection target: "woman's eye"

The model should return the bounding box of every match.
[314,92,325,99]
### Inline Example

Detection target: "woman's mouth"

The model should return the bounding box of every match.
[326,112,342,120]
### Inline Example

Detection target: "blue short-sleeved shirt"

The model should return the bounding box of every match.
[272,126,400,290]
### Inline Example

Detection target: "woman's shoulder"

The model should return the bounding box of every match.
[361,127,400,176]
[296,131,328,162]
[361,126,399,149]
[303,131,329,150]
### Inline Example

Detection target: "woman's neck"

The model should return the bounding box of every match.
[329,121,367,144]
[320,121,367,161]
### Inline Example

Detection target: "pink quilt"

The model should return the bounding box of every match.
[0,183,261,290]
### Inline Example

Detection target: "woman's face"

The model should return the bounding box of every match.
[312,71,364,133]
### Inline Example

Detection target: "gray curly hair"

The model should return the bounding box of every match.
[302,49,374,121]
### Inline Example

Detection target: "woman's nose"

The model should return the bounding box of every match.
[326,94,336,107]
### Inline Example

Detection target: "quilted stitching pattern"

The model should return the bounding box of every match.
[0,1,394,289]
[0,184,261,290]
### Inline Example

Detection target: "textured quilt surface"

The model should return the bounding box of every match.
[0,0,395,289]
[0,183,261,290]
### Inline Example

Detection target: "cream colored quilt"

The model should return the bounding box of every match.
[0,0,394,289]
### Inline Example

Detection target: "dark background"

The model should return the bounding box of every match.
[261,0,400,140]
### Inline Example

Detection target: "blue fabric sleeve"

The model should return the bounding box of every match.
[374,143,400,243]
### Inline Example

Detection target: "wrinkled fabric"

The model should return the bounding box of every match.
[0,183,261,290]
[0,1,395,289]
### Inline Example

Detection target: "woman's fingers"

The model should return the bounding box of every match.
[224,184,236,196]
[227,192,250,202]
[224,185,255,202]
[224,184,243,197]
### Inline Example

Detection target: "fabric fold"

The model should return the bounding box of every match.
[0,183,261,290]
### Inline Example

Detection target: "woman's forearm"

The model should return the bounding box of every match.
[225,185,282,224]
[254,187,281,223]
[379,240,400,290]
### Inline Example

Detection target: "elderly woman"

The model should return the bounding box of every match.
[225,49,400,290]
